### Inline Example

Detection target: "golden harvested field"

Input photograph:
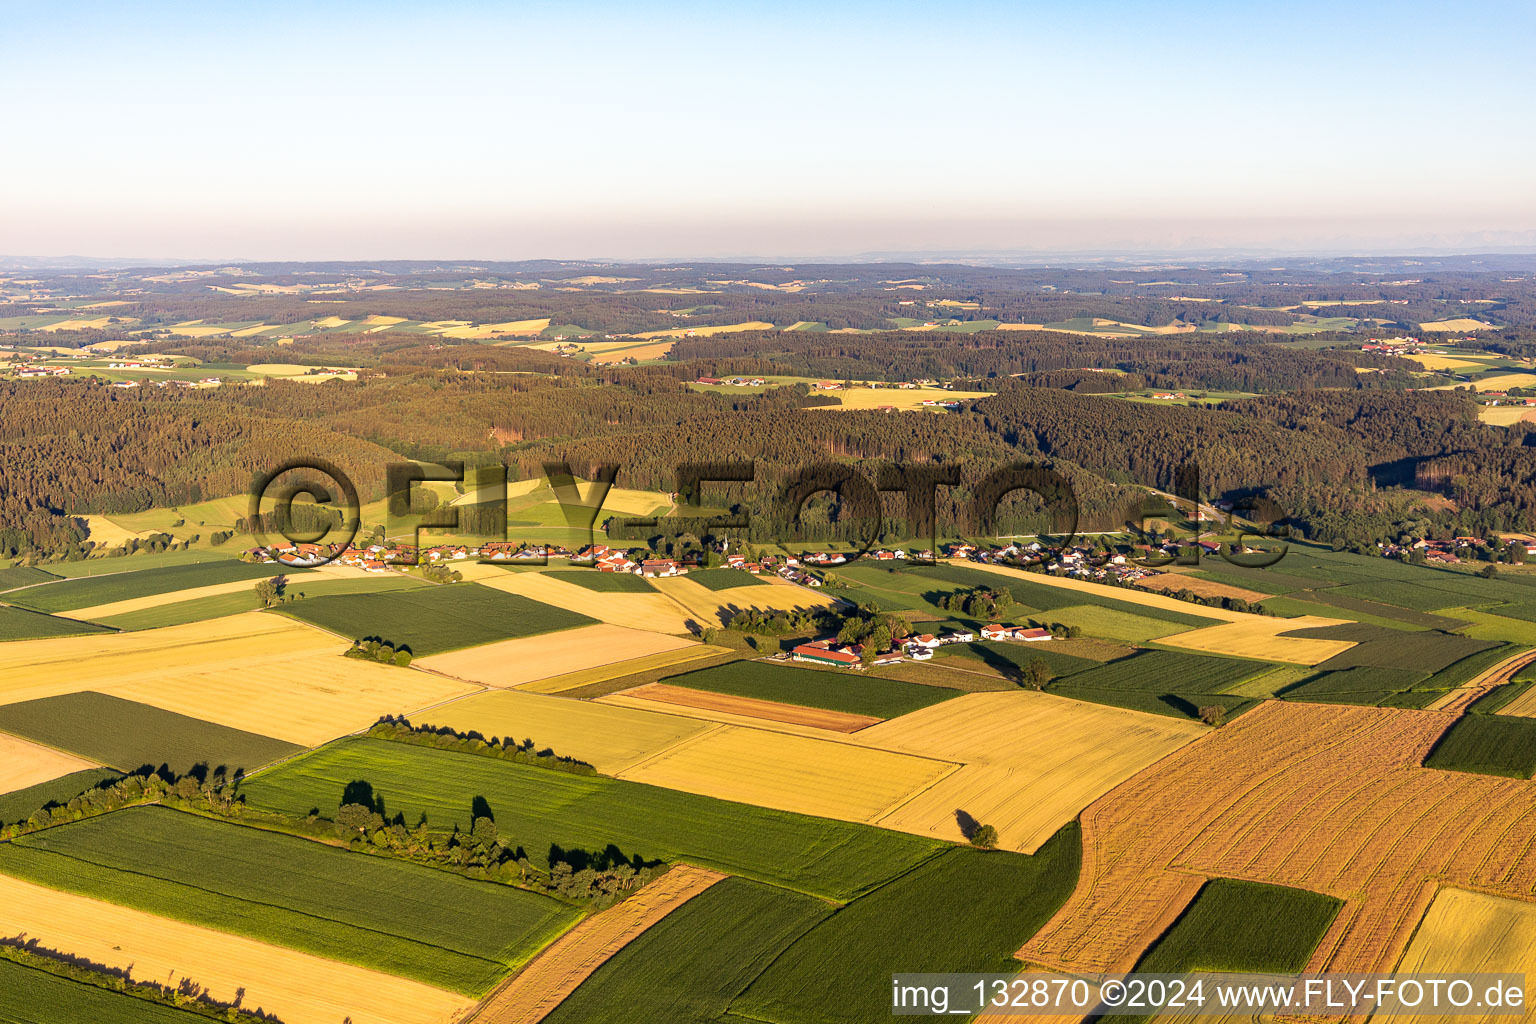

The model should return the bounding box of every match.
[475,572,692,633]
[617,725,959,824]
[859,691,1205,854]
[416,623,696,688]
[414,689,713,774]
[597,690,854,741]
[1419,318,1500,332]
[0,873,472,1024]
[1390,889,1536,1024]
[1481,405,1536,426]
[616,682,884,733]
[1408,352,1489,371]
[1501,685,1536,717]
[76,513,150,547]
[1157,616,1355,665]
[648,575,841,628]
[591,341,675,363]
[1136,573,1269,603]
[0,732,96,793]
[441,317,550,338]
[1020,702,1536,979]
[0,612,476,744]
[519,645,733,695]
[807,386,996,411]
[631,320,774,339]
[1432,372,1536,393]
[470,865,726,1024]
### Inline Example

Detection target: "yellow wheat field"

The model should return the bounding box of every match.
[519,645,733,695]
[0,612,476,744]
[0,874,472,1024]
[470,864,726,1024]
[418,623,697,688]
[631,320,774,339]
[1408,352,1488,371]
[0,733,96,794]
[859,690,1206,854]
[476,572,693,633]
[1419,318,1500,332]
[590,341,675,363]
[1498,684,1536,718]
[1431,372,1536,393]
[597,690,857,741]
[441,318,550,338]
[1390,889,1536,1023]
[76,514,150,547]
[617,725,958,823]
[648,575,841,628]
[1480,405,1536,427]
[807,387,996,411]
[414,689,713,774]
[943,560,1353,663]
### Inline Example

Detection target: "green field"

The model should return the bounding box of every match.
[735,826,1081,1024]
[1425,715,1536,779]
[0,605,112,641]
[1279,666,1434,706]
[931,641,1100,680]
[0,566,60,591]
[0,692,301,775]
[663,659,957,718]
[0,958,207,1024]
[0,807,578,995]
[94,574,430,631]
[1044,650,1266,722]
[278,582,595,656]
[685,568,769,591]
[542,877,831,1024]
[1467,678,1536,715]
[1110,878,1341,1022]
[1296,623,1499,673]
[1031,603,1192,642]
[239,737,941,901]
[0,768,122,826]
[5,561,302,613]
[544,569,656,592]
[910,564,1219,627]
[43,548,236,578]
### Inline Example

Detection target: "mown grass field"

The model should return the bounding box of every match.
[279,582,594,655]
[931,640,1100,679]
[735,826,1081,1024]
[662,659,958,718]
[0,566,59,591]
[544,569,656,592]
[1426,714,1536,779]
[0,806,578,995]
[685,568,768,591]
[0,957,206,1024]
[0,692,301,775]
[0,768,122,827]
[95,574,432,631]
[0,605,112,641]
[240,737,942,901]
[6,561,301,613]
[541,877,831,1024]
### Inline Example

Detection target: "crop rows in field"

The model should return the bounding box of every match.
[543,569,657,592]
[279,582,595,655]
[1042,649,1266,722]
[662,659,957,718]
[683,568,769,591]
[0,958,201,1024]
[240,737,941,901]
[6,560,301,613]
[0,807,577,995]
[0,605,111,641]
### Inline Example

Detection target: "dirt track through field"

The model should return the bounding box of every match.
[467,865,726,1024]
[1020,701,1536,981]
[615,682,883,732]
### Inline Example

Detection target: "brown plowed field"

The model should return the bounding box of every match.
[1020,701,1536,979]
[618,682,883,732]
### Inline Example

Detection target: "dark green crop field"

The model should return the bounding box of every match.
[0,768,123,826]
[0,692,300,775]
[0,807,577,995]
[1425,715,1536,779]
[542,878,830,1024]
[239,737,942,901]
[5,560,302,613]
[684,568,769,591]
[663,659,957,718]
[0,605,112,641]
[279,582,595,655]
[0,958,206,1024]
[735,825,1081,1024]
[544,569,655,592]
[0,566,60,592]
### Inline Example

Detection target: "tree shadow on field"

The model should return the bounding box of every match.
[548,842,663,872]
[471,795,493,822]
[965,644,1025,686]
[954,809,981,840]
[341,780,385,816]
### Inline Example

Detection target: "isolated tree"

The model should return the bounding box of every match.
[1199,705,1229,727]
[969,824,999,850]
[253,575,287,607]
[1021,657,1053,690]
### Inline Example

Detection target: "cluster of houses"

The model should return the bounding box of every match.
[943,540,1192,584]
[1360,337,1427,354]
[107,377,222,390]
[14,365,70,378]
[695,376,767,387]
[1377,536,1536,564]
[789,621,1053,670]
[1150,391,1188,401]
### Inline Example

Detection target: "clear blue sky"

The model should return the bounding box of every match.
[4,0,1533,259]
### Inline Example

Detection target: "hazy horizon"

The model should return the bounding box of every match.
[6,0,1534,261]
